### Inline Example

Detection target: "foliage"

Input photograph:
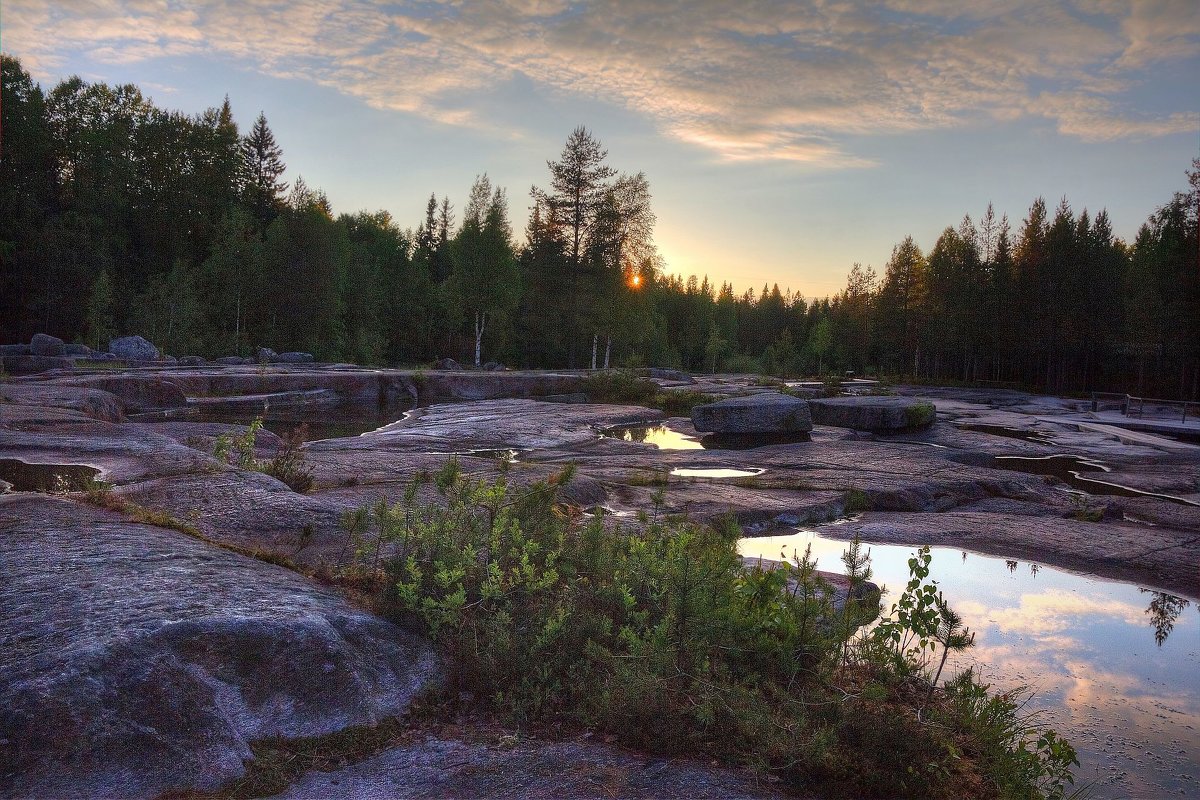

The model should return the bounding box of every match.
[331,466,1078,798]
[213,416,314,492]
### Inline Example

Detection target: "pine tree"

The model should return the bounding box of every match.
[84,270,115,351]
[240,111,287,231]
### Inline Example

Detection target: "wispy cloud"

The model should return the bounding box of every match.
[8,0,1199,164]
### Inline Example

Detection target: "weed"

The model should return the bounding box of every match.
[214,417,314,492]
[626,468,669,487]
[844,488,872,513]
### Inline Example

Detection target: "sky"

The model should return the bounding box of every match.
[5,0,1198,298]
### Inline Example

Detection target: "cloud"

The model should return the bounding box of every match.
[6,0,1198,164]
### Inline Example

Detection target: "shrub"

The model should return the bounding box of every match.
[334,463,1077,798]
[214,417,314,492]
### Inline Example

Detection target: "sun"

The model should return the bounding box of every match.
[630,273,641,288]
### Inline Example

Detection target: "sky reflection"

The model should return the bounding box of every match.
[738,530,1200,799]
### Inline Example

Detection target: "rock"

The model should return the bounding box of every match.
[691,392,812,434]
[30,333,64,357]
[272,352,314,364]
[61,376,188,412]
[62,343,92,356]
[274,734,776,800]
[808,396,936,431]
[109,335,159,362]
[645,367,696,384]
[213,356,249,365]
[0,494,440,799]
[177,356,206,367]
[0,343,32,356]
[0,355,75,375]
[432,357,462,371]
[256,346,278,363]
[482,360,505,371]
[540,392,591,404]
[188,388,341,413]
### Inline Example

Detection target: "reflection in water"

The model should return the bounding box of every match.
[600,424,704,449]
[671,466,765,478]
[737,530,1200,799]
[1141,589,1191,647]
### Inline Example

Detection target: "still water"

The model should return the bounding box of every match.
[739,530,1199,799]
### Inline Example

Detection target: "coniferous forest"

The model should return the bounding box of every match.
[2,55,1198,398]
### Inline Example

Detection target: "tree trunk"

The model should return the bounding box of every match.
[604,336,611,369]
[474,311,485,367]
[590,333,598,370]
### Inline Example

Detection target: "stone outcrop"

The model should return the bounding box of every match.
[273,351,315,364]
[109,335,159,361]
[691,392,812,434]
[433,357,463,370]
[0,495,440,800]
[275,734,777,800]
[30,333,64,357]
[808,396,935,431]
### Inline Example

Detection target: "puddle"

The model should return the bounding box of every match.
[192,406,408,442]
[739,529,1200,799]
[429,448,521,463]
[600,424,704,449]
[961,423,1056,444]
[980,454,1200,506]
[599,423,810,450]
[670,466,765,479]
[0,459,100,493]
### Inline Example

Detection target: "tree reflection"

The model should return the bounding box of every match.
[1006,559,1018,573]
[1140,589,1191,646]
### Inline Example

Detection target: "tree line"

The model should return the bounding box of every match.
[2,55,1197,397]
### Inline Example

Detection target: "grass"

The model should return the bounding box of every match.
[844,488,873,513]
[580,370,719,417]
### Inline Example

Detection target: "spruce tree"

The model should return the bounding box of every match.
[240,112,288,231]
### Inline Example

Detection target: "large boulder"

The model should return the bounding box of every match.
[432,357,462,371]
[213,356,249,365]
[808,396,936,431]
[0,343,32,356]
[255,346,278,363]
[30,334,64,357]
[0,495,440,799]
[62,343,92,356]
[177,355,206,367]
[691,392,812,434]
[109,335,159,361]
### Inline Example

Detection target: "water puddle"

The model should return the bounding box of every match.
[961,423,1057,444]
[739,529,1200,799]
[981,454,1199,506]
[599,423,809,450]
[192,407,407,442]
[0,459,100,493]
[429,448,521,463]
[600,424,704,449]
[670,466,765,479]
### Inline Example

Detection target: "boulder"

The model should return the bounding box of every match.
[0,495,440,799]
[161,355,178,365]
[62,343,92,356]
[177,356,206,367]
[482,360,505,371]
[0,343,32,356]
[62,376,188,412]
[255,346,278,363]
[109,335,159,361]
[213,356,250,365]
[646,367,696,384]
[272,352,314,364]
[691,392,812,434]
[808,396,936,431]
[432,357,462,371]
[30,334,64,357]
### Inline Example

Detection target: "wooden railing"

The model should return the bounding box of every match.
[1092,392,1200,424]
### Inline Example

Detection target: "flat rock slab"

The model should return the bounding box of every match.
[0,494,439,799]
[189,388,343,413]
[273,734,779,799]
[807,396,935,431]
[692,392,812,434]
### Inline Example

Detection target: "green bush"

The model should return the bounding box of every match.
[334,464,1078,798]
[214,417,314,492]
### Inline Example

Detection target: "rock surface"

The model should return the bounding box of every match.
[273,351,315,363]
[108,335,159,361]
[808,396,935,431]
[274,734,778,799]
[692,392,813,434]
[0,494,439,800]
[30,333,64,357]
